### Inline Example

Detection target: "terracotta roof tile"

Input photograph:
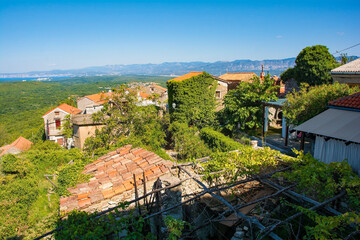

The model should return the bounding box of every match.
[167,71,204,82]
[0,136,33,157]
[218,72,257,82]
[42,103,82,118]
[329,92,360,110]
[60,145,173,213]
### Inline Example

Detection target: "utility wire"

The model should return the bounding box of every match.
[332,42,360,55]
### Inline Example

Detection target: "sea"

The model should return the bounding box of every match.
[0,76,69,83]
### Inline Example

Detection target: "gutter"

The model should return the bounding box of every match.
[331,72,360,75]
[327,105,360,112]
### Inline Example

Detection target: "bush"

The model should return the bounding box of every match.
[169,122,211,160]
[200,127,242,152]
[284,82,360,125]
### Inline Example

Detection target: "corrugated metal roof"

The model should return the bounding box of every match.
[331,58,360,73]
[294,108,360,143]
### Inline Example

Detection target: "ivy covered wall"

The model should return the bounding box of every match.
[167,72,217,127]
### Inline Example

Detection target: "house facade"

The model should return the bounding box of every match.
[331,58,360,87]
[42,103,82,146]
[141,84,168,103]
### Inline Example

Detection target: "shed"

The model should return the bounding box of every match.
[294,92,360,174]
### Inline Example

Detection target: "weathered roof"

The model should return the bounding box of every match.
[331,58,360,73]
[218,72,257,82]
[42,103,82,118]
[167,71,204,82]
[60,145,173,213]
[329,92,360,110]
[85,92,113,105]
[150,84,167,92]
[139,91,150,99]
[0,136,33,157]
[294,108,360,143]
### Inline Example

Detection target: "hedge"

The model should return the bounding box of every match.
[200,127,242,152]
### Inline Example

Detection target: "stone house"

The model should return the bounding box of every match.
[141,84,168,103]
[218,72,257,90]
[42,103,82,146]
[77,92,112,112]
[60,145,174,213]
[331,58,360,87]
[0,136,33,157]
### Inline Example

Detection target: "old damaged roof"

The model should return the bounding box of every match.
[60,145,173,213]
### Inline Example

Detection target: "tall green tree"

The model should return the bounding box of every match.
[283,82,360,125]
[280,45,339,86]
[167,72,217,127]
[84,85,167,155]
[220,74,278,132]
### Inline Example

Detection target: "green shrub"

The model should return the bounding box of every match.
[200,127,242,152]
[169,122,211,160]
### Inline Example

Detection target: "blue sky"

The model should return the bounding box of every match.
[1,0,359,73]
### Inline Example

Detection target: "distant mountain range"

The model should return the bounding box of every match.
[0,56,357,79]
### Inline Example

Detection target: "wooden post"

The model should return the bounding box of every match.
[133,174,141,215]
[262,104,266,137]
[284,126,289,147]
[143,171,148,210]
[300,132,305,151]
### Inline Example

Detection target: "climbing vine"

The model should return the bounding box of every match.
[167,72,217,127]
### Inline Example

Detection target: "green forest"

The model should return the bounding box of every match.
[0,75,170,146]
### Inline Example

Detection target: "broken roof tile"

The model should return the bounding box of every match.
[60,145,173,213]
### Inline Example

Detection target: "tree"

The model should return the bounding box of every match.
[282,45,339,86]
[84,85,167,155]
[220,74,278,132]
[283,82,360,125]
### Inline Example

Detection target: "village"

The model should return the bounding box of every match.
[1,50,360,240]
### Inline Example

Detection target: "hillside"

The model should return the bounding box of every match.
[0,58,297,78]
[0,75,170,146]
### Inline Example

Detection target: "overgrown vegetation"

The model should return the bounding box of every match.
[283,82,360,125]
[219,74,278,133]
[169,121,211,160]
[200,127,242,152]
[0,141,91,239]
[0,75,170,146]
[167,72,217,127]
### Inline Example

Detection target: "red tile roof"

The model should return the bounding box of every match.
[0,136,33,157]
[42,103,82,118]
[60,145,173,213]
[167,71,204,82]
[329,92,360,110]
[85,92,113,105]
[151,84,167,92]
[218,72,257,82]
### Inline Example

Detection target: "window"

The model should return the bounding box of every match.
[55,111,59,116]
[216,91,221,99]
[55,119,61,129]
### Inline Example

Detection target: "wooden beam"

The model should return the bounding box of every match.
[300,131,305,150]
[284,125,289,147]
